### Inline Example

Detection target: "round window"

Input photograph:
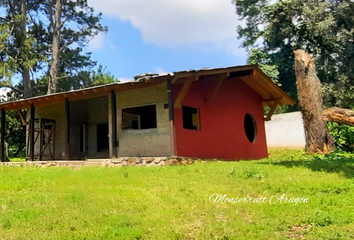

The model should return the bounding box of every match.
[244,113,257,143]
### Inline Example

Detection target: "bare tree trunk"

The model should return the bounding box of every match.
[294,49,334,154]
[20,0,32,99]
[323,107,354,126]
[48,0,62,94]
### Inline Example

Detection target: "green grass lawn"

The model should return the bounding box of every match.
[2,149,354,239]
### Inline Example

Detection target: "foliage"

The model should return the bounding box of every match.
[233,0,354,108]
[4,111,26,158]
[56,64,119,91]
[327,122,354,152]
[1,150,354,239]
[248,49,280,85]
[0,0,109,97]
[91,64,118,87]
[0,15,42,84]
[0,1,111,154]
[264,105,288,115]
[42,0,107,94]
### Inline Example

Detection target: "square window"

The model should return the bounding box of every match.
[122,105,157,130]
[182,106,200,131]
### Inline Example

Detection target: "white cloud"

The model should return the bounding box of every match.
[154,67,166,74]
[226,42,247,57]
[88,32,105,50]
[88,0,240,47]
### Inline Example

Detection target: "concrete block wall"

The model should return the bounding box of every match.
[116,85,172,157]
[87,97,109,159]
[265,111,306,149]
[30,85,171,159]
[30,103,66,159]
[69,99,88,159]
[31,97,109,160]
[68,97,109,159]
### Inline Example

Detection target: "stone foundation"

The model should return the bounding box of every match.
[0,157,194,168]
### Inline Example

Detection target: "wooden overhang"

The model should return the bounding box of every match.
[0,64,294,112]
[0,78,167,111]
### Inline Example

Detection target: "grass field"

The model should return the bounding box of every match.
[1,149,354,239]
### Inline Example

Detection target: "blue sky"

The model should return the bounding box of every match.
[86,0,248,82]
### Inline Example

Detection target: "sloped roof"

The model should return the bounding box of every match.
[0,64,294,111]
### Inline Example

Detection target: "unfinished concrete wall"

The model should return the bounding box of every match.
[30,103,66,159]
[116,85,171,157]
[69,97,109,159]
[31,97,109,160]
[87,97,109,159]
[265,111,305,149]
[69,100,88,159]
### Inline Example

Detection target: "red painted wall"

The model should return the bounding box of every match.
[173,77,268,160]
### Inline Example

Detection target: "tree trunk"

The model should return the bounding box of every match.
[322,107,354,126]
[48,0,62,95]
[20,0,32,99]
[294,49,334,154]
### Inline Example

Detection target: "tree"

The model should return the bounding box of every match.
[57,64,118,91]
[0,0,107,97]
[0,1,109,159]
[91,64,117,86]
[0,1,44,98]
[233,0,354,108]
[43,0,107,94]
[294,49,334,153]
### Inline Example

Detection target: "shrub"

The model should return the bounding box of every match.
[327,122,354,152]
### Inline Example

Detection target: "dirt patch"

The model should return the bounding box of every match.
[286,224,312,239]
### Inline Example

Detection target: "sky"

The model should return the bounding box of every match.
[86,0,248,82]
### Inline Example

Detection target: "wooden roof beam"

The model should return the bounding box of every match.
[264,99,280,121]
[174,76,198,108]
[209,73,229,103]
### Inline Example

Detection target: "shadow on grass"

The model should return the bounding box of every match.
[259,153,354,178]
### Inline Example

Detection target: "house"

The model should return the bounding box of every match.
[0,65,294,162]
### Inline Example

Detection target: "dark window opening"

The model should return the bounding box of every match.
[244,113,257,143]
[122,105,157,130]
[182,106,200,131]
[97,123,109,152]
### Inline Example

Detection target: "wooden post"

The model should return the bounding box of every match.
[110,90,117,158]
[167,79,177,156]
[30,104,35,161]
[1,109,5,162]
[39,118,43,161]
[65,98,70,159]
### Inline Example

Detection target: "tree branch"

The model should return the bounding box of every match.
[59,39,75,52]
[0,84,25,95]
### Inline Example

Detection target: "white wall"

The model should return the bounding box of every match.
[265,111,305,149]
